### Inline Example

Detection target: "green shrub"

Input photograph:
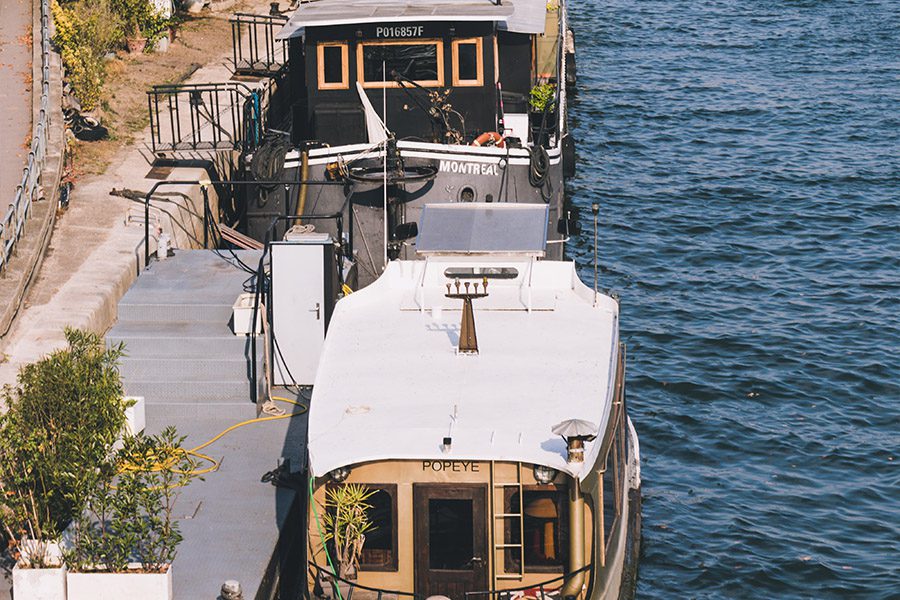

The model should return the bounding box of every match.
[52,0,123,110]
[64,427,199,573]
[0,328,129,552]
[529,82,557,114]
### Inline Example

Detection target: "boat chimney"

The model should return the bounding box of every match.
[551,419,598,463]
[444,277,489,354]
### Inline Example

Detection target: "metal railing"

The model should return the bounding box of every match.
[308,562,425,600]
[1,0,53,275]
[307,562,593,600]
[230,13,289,76]
[464,564,594,600]
[147,82,265,154]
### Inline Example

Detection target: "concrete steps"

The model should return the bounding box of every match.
[106,251,265,420]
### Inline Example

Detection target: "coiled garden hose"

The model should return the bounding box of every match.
[118,395,308,480]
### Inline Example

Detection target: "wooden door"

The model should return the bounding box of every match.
[413,484,488,599]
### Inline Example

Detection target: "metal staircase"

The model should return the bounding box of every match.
[490,461,525,584]
[107,250,264,421]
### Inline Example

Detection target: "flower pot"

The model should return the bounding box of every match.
[127,36,148,54]
[67,564,173,600]
[12,564,67,600]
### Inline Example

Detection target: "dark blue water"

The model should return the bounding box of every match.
[567,1,900,597]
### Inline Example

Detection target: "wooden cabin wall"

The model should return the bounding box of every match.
[299,23,498,146]
[308,460,595,595]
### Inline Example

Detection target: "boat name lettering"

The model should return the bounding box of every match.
[439,160,500,176]
[422,460,480,472]
[376,26,425,38]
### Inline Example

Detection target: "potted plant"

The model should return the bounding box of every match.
[0,328,130,600]
[113,0,153,53]
[64,427,198,600]
[322,483,376,584]
[529,82,557,146]
[1,487,66,600]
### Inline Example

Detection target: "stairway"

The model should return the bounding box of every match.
[106,250,265,420]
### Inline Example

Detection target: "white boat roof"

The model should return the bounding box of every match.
[276,0,547,40]
[307,255,620,481]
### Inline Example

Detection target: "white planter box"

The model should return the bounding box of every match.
[232,292,264,335]
[67,565,173,600]
[12,565,67,600]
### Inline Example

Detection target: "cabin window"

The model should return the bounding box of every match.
[357,40,444,88]
[359,485,398,571]
[317,42,349,90]
[452,38,483,86]
[443,267,519,279]
[326,484,398,571]
[504,486,568,573]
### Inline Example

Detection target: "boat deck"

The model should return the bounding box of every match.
[107,250,309,599]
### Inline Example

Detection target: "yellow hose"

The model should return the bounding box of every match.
[118,395,308,479]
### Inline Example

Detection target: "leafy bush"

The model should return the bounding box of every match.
[52,0,123,110]
[529,82,557,114]
[0,328,129,565]
[64,427,199,573]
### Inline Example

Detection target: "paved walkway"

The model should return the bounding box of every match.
[0,0,32,196]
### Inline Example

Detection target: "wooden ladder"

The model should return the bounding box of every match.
[490,461,525,584]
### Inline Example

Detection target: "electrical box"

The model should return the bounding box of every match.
[270,233,338,386]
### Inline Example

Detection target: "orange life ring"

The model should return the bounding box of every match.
[472,131,505,148]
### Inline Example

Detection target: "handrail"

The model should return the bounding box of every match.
[465,563,594,599]
[1,0,54,275]
[308,561,425,600]
[306,561,594,600]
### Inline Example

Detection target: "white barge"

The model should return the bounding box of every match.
[302,204,641,599]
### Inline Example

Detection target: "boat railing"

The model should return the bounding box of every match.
[1,0,53,276]
[308,561,426,600]
[306,562,594,600]
[464,564,594,600]
[230,12,289,77]
[146,81,268,155]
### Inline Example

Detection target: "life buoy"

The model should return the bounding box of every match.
[472,131,505,148]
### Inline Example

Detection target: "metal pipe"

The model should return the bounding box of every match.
[561,478,585,599]
[297,149,309,220]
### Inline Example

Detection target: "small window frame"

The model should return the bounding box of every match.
[357,484,399,572]
[317,42,350,90]
[503,484,568,574]
[451,37,484,87]
[356,39,445,89]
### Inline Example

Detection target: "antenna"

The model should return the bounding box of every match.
[592,202,599,306]
[382,60,388,270]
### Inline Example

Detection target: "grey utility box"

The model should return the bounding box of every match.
[270,232,338,386]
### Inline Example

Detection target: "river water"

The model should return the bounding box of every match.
[566,1,899,597]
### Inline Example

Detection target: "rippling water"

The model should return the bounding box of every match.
[566,1,900,597]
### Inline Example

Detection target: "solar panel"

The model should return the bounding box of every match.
[415,203,548,255]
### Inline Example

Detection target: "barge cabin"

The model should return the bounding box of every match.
[303,205,641,600]
[253,0,578,286]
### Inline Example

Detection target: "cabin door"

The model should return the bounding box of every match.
[413,484,488,599]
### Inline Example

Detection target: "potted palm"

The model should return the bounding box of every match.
[65,427,198,600]
[322,483,376,585]
[0,328,130,600]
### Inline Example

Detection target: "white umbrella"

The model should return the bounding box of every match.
[551,419,599,440]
